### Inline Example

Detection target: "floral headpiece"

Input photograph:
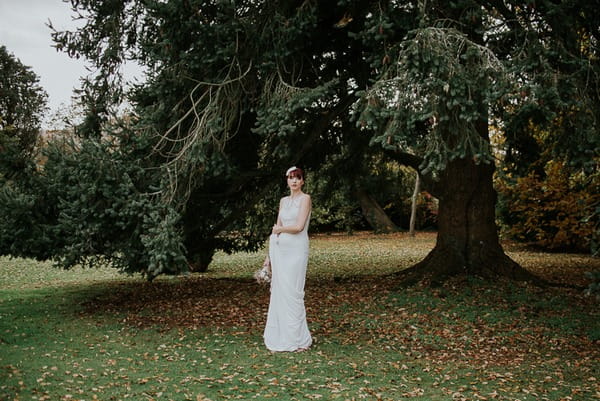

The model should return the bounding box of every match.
[286,166,298,177]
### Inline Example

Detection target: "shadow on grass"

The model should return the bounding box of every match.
[63,273,600,356]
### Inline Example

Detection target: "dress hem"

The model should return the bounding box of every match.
[264,339,313,353]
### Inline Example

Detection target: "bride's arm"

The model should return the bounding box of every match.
[264,198,286,268]
[272,195,311,234]
[262,254,271,271]
[276,197,284,227]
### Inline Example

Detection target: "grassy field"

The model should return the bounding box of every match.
[1,232,599,401]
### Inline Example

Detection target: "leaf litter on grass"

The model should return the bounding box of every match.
[74,272,599,399]
[2,232,600,400]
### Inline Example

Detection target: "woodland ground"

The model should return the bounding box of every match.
[0,232,598,401]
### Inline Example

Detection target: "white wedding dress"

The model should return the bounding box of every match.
[264,196,312,352]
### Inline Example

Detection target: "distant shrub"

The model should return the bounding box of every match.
[497,159,599,253]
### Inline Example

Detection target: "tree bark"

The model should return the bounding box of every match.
[409,173,420,237]
[355,188,399,233]
[185,244,215,273]
[401,158,537,284]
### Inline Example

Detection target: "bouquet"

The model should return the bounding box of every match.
[254,258,271,284]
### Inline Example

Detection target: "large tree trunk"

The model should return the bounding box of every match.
[403,158,536,284]
[355,188,399,233]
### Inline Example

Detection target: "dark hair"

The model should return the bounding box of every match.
[286,167,304,180]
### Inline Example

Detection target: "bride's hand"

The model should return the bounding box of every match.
[272,224,281,235]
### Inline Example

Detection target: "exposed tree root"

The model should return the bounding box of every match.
[391,244,556,289]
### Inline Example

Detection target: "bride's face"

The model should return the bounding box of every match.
[287,175,304,190]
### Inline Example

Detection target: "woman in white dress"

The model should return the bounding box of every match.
[263,166,312,352]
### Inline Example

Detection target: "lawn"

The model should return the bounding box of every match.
[1,232,598,401]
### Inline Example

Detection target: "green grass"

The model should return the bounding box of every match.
[1,232,599,401]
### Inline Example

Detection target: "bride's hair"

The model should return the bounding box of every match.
[286,167,304,180]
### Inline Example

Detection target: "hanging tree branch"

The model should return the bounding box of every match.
[148,55,253,206]
[360,27,506,178]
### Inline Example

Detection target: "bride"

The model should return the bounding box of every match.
[263,166,312,352]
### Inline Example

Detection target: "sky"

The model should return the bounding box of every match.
[0,0,141,128]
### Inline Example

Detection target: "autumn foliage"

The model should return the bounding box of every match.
[497,159,599,253]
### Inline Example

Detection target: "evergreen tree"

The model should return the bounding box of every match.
[4,0,596,282]
[0,45,48,179]
[359,0,600,281]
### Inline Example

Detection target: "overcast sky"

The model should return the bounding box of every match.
[0,0,141,128]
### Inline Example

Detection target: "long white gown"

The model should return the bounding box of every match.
[264,196,312,352]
